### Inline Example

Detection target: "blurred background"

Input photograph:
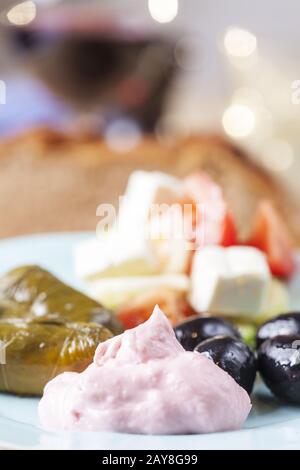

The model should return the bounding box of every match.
[0,0,299,219]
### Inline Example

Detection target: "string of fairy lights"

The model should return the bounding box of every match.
[221,26,296,174]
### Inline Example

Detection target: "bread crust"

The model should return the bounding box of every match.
[0,127,298,243]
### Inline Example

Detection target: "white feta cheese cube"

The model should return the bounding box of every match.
[189,246,271,316]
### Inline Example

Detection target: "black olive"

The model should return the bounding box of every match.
[256,312,300,348]
[174,316,241,352]
[258,335,300,404]
[195,336,256,394]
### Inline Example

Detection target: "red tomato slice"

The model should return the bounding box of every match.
[246,200,296,278]
[183,171,237,247]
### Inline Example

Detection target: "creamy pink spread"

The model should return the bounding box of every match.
[38,306,251,434]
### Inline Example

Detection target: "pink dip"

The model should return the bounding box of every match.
[38,306,251,434]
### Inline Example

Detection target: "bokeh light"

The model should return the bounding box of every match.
[222,104,256,138]
[148,0,178,24]
[7,1,37,26]
[224,27,257,58]
[104,118,142,153]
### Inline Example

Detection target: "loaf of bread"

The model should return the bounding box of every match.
[0,127,299,243]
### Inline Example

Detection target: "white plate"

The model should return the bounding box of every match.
[0,232,300,450]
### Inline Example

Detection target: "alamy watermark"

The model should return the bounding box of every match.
[96,198,206,249]
[263,338,300,367]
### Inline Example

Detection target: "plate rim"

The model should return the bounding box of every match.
[0,231,300,450]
